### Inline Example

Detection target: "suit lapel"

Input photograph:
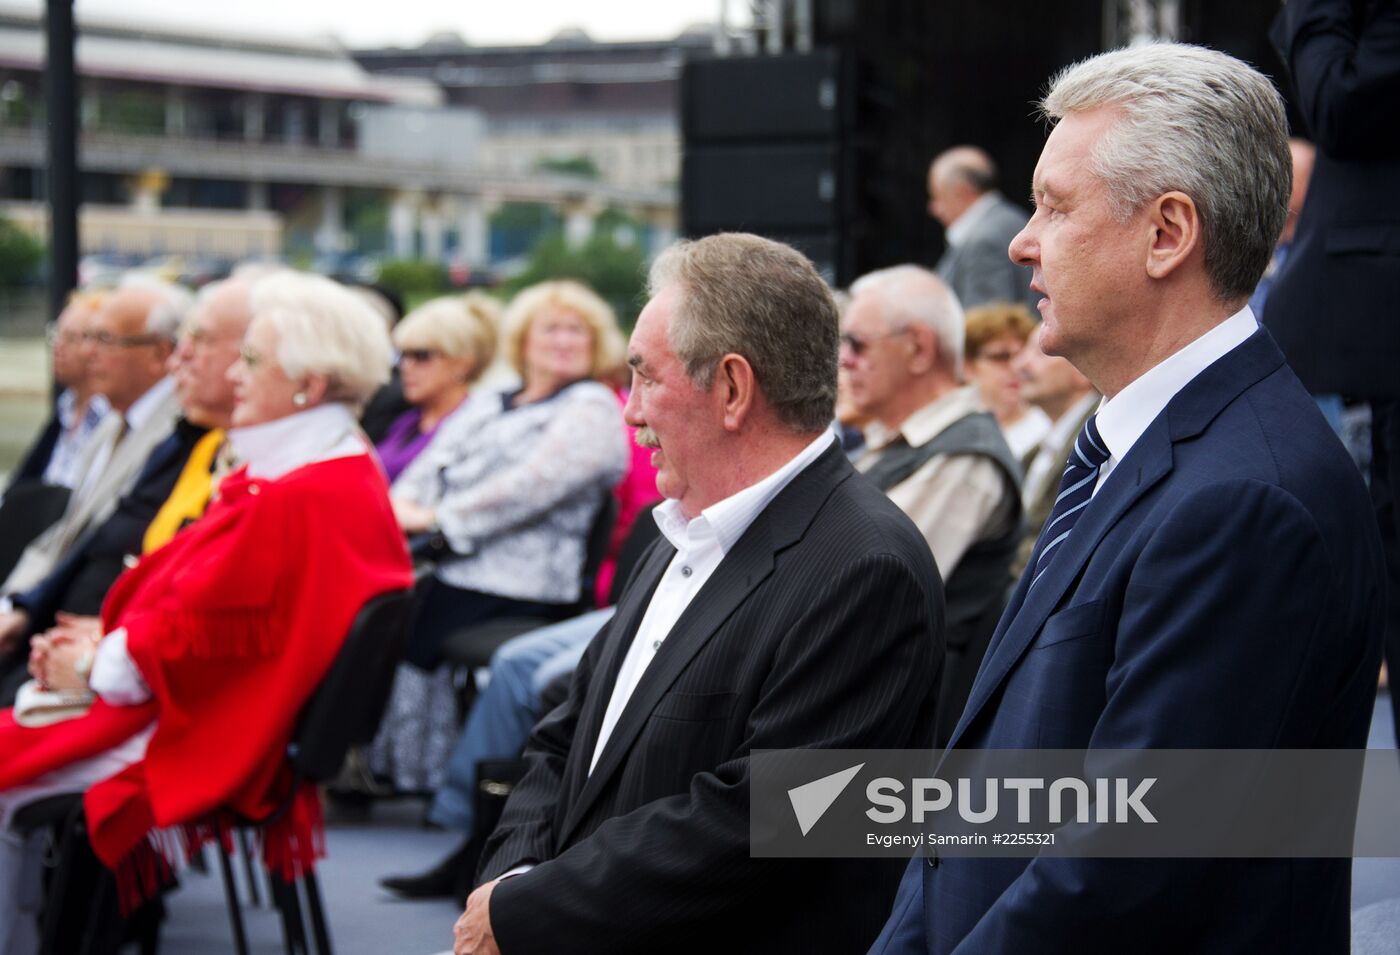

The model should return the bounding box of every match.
[945,328,1287,748]
[132,424,190,485]
[558,444,851,845]
[946,425,1175,747]
[13,416,61,485]
[562,540,673,810]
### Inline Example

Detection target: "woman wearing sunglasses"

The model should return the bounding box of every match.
[371,279,628,796]
[376,293,500,483]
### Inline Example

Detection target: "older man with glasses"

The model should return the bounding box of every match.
[1,278,188,598]
[841,264,1022,747]
[0,275,254,703]
[5,293,110,493]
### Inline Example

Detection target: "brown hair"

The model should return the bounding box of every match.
[648,233,838,433]
[964,303,1036,360]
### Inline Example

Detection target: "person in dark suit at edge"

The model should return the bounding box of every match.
[870,42,1384,954]
[1264,0,1400,745]
[453,232,944,955]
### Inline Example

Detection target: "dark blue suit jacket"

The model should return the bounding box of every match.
[12,420,208,628]
[1264,0,1400,400]
[870,328,1385,954]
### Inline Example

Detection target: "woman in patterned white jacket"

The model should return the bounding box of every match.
[371,280,629,794]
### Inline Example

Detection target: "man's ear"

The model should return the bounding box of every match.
[714,354,756,432]
[1146,191,1201,281]
[907,324,938,376]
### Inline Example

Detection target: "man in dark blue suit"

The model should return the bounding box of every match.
[870,42,1386,954]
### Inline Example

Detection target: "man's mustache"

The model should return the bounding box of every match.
[635,427,660,449]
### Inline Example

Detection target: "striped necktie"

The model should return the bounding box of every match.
[1030,414,1109,586]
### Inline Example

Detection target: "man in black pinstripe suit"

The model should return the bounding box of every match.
[453,233,944,955]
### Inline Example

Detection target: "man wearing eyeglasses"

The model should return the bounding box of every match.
[5,293,109,493]
[1,279,187,596]
[841,264,1021,746]
[0,276,253,704]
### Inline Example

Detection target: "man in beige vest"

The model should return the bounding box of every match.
[841,265,1021,744]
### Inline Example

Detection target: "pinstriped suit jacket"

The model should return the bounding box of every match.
[479,443,944,954]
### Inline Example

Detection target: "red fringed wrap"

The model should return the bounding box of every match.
[0,455,412,910]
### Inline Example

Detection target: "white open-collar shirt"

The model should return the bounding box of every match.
[588,428,835,774]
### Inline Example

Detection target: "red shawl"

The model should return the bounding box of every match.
[0,453,411,902]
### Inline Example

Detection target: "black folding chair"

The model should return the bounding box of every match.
[441,494,620,676]
[214,585,416,955]
[9,792,164,955]
[462,509,663,853]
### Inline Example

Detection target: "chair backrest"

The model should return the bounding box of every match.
[576,492,618,611]
[0,482,71,581]
[606,504,661,607]
[287,586,416,782]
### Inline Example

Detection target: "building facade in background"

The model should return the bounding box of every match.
[0,6,679,274]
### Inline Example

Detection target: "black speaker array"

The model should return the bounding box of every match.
[681,51,857,284]
[680,1,1110,288]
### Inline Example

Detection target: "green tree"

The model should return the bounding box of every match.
[376,259,448,301]
[534,155,602,179]
[505,224,647,331]
[0,215,43,288]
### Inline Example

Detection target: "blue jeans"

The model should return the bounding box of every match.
[427,607,616,832]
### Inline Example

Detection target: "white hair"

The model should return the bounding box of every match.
[250,272,394,407]
[850,265,965,379]
[1041,42,1291,301]
[116,272,194,341]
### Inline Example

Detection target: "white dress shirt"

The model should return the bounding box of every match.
[588,428,835,774]
[42,390,110,489]
[89,402,370,705]
[1093,306,1259,495]
[1001,406,1053,461]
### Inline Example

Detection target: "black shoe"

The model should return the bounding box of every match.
[380,838,480,900]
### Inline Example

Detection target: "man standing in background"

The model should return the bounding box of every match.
[928,145,1035,310]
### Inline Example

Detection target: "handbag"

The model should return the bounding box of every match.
[12,679,94,727]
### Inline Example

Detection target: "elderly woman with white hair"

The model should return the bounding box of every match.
[0,272,413,947]
[370,279,629,795]
[376,292,499,483]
